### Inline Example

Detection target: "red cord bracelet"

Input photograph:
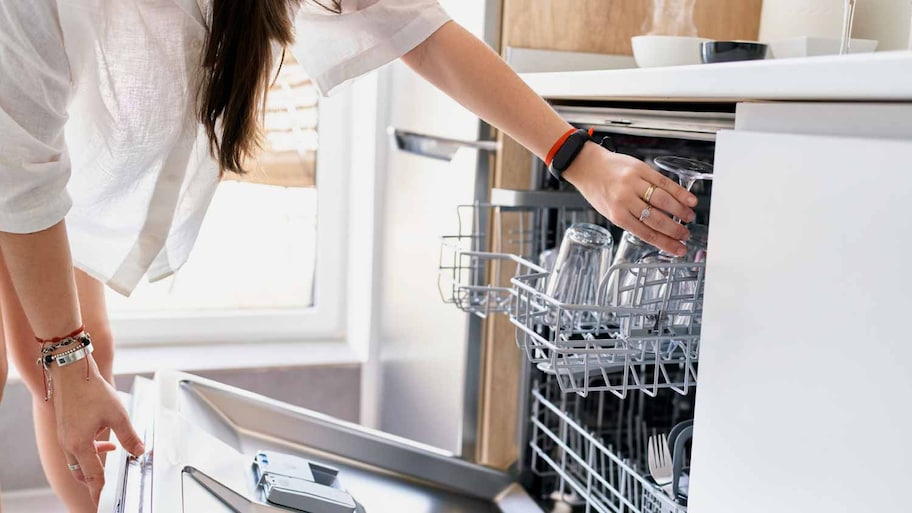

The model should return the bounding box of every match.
[36,324,85,344]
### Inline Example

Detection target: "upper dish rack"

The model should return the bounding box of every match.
[438,189,706,399]
[511,260,704,398]
[438,189,596,318]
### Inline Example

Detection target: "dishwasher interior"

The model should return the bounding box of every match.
[438,103,731,513]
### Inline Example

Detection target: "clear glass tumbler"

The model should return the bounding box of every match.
[545,223,614,330]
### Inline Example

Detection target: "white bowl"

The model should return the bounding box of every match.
[631,35,711,68]
[768,36,879,59]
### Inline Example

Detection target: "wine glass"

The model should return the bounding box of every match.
[643,157,714,351]
[653,156,713,210]
[840,0,857,55]
[604,156,711,310]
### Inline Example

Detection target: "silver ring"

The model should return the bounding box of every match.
[68,463,81,472]
[638,206,652,222]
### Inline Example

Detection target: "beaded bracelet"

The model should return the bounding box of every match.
[40,332,91,356]
[37,331,94,402]
[38,337,92,368]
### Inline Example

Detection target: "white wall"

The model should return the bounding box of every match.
[854,0,912,51]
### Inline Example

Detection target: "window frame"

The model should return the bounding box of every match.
[110,88,353,346]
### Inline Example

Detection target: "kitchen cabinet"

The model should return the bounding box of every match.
[502,0,763,54]
[689,105,912,513]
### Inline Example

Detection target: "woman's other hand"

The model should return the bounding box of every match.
[51,356,145,504]
[564,143,698,256]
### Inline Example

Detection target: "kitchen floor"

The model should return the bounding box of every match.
[1,488,65,513]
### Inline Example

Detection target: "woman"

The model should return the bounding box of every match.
[0,0,697,510]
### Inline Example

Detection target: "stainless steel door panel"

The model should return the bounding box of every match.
[101,371,542,513]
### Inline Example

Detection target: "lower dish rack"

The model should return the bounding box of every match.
[529,377,691,513]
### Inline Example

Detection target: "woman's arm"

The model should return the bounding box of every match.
[0,225,82,339]
[0,224,144,504]
[402,22,697,256]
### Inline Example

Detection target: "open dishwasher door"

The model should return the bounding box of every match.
[99,371,541,513]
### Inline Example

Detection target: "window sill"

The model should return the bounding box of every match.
[5,340,362,383]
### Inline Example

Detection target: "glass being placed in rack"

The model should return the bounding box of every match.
[652,156,713,220]
[602,157,711,355]
[644,156,712,340]
[545,223,614,330]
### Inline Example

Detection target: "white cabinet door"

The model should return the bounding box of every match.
[688,129,912,513]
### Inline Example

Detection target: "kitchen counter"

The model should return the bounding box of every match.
[520,51,912,102]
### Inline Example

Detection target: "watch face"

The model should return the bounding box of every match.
[552,131,588,173]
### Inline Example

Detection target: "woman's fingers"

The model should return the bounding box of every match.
[110,406,145,457]
[618,208,687,256]
[640,179,695,223]
[634,198,690,243]
[95,441,118,453]
[65,452,86,483]
[642,167,698,210]
[73,444,105,504]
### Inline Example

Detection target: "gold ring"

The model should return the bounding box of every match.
[643,184,658,205]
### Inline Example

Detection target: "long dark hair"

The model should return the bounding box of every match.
[199,0,341,174]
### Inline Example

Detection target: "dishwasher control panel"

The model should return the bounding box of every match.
[253,452,357,513]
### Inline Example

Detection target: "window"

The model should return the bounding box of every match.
[108,54,350,345]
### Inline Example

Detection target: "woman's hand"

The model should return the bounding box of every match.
[564,142,698,256]
[51,356,145,504]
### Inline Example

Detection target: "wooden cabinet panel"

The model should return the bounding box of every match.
[502,0,763,54]
[476,134,535,468]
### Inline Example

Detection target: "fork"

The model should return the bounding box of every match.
[647,434,675,501]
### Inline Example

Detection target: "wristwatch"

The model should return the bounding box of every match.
[547,129,590,182]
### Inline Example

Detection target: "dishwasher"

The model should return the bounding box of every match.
[438,103,730,513]
[99,103,731,513]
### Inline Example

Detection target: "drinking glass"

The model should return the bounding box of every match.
[628,157,714,354]
[538,248,557,271]
[653,156,713,209]
[605,156,712,310]
[545,223,614,329]
[840,0,857,55]
[603,230,660,309]
[619,226,707,355]
[666,224,708,334]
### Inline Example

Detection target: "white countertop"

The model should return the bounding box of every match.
[520,51,912,102]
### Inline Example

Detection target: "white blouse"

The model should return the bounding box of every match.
[0,0,449,295]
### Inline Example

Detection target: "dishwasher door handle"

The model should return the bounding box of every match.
[188,466,358,513]
[388,127,498,162]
